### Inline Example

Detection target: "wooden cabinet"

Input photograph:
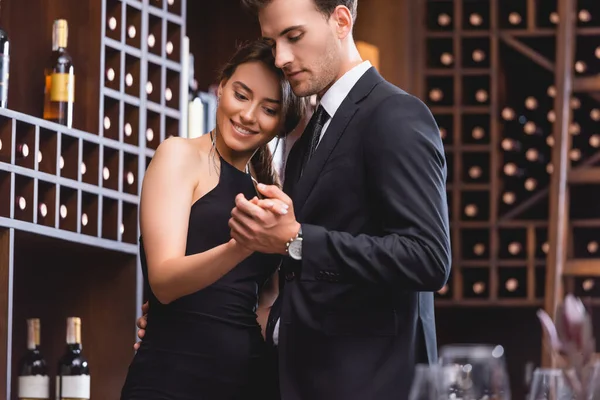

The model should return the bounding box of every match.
[0,0,186,398]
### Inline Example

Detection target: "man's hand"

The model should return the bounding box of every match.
[133,301,149,351]
[229,184,300,255]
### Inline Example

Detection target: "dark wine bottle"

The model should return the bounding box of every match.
[56,317,90,400]
[43,19,74,128]
[17,318,49,399]
[0,20,9,108]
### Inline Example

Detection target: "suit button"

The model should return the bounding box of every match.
[285,271,295,281]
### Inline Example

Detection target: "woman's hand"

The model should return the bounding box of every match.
[249,196,289,216]
[133,301,150,350]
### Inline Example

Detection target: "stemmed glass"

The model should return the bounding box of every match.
[528,363,600,400]
[438,344,512,400]
[527,369,575,400]
[409,364,443,400]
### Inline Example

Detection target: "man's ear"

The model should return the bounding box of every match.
[331,5,353,39]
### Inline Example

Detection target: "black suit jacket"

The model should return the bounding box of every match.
[267,67,451,400]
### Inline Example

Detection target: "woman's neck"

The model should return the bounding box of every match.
[212,130,254,172]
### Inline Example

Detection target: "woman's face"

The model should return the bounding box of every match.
[216,61,283,155]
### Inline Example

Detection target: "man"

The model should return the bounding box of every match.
[228,0,452,399]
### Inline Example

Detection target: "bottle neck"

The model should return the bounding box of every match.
[65,317,82,349]
[52,21,68,51]
[52,43,67,52]
[27,345,41,352]
[26,319,41,350]
[66,343,82,353]
[52,43,67,53]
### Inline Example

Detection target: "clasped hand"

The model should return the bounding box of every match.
[229,183,300,255]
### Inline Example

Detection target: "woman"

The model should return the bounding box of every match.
[120,40,306,400]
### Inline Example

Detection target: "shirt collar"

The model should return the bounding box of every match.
[319,60,372,119]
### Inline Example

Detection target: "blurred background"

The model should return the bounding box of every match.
[0,0,598,399]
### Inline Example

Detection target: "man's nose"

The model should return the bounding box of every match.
[274,45,294,69]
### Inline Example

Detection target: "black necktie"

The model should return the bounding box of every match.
[300,105,329,176]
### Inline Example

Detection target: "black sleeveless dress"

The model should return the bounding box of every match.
[120,155,281,400]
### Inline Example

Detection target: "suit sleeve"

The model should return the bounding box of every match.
[300,93,451,291]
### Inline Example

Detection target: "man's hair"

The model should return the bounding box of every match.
[241,0,358,23]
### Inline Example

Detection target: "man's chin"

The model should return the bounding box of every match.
[290,82,317,98]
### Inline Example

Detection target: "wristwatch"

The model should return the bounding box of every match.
[286,225,303,260]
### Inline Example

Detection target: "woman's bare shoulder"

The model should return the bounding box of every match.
[151,135,210,169]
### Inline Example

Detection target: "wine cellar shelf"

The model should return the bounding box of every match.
[0,0,187,398]
[0,108,140,253]
[418,0,600,307]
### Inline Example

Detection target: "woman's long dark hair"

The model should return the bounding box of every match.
[216,40,307,187]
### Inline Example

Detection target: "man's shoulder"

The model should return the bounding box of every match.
[364,79,429,114]
[375,78,408,95]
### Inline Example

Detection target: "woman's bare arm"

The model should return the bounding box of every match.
[140,137,252,304]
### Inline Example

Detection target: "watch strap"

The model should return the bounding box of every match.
[285,225,302,255]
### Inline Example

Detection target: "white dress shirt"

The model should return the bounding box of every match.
[272,60,372,346]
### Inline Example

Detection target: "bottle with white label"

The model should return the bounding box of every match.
[18,318,50,399]
[56,317,90,400]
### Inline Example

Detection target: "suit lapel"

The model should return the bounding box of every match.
[289,67,384,216]
[292,102,358,215]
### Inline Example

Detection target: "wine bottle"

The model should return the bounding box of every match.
[56,317,90,400]
[502,191,516,205]
[473,242,486,256]
[471,125,485,140]
[43,19,74,128]
[508,12,522,25]
[0,20,9,108]
[16,143,29,158]
[39,203,48,218]
[469,13,483,27]
[437,13,451,28]
[507,241,523,256]
[429,88,443,103]
[464,203,478,218]
[16,195,26,210]
[17,318,50,400]
[501,138,521,152]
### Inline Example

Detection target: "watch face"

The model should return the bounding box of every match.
[289,238,302,260]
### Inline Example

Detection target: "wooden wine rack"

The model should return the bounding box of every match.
[418,0,600,309]
[0,0,186,398]
[415,0,600,390]
[101,0,187,323]
[0,107,140,251]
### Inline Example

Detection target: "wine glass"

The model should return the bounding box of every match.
[527,369,574,400]
[585,361,600,400]
[528,363,600,400]
[438,344,512,400]
[409,364,442,400]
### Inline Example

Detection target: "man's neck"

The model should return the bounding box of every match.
[317,43,364,100]
[317,58,364,100]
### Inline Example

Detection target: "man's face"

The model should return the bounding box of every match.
[259,0,341,97]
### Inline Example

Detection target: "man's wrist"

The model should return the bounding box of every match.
[284,222,303,259]
[291,221,302,239]
[283,222,301,247]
